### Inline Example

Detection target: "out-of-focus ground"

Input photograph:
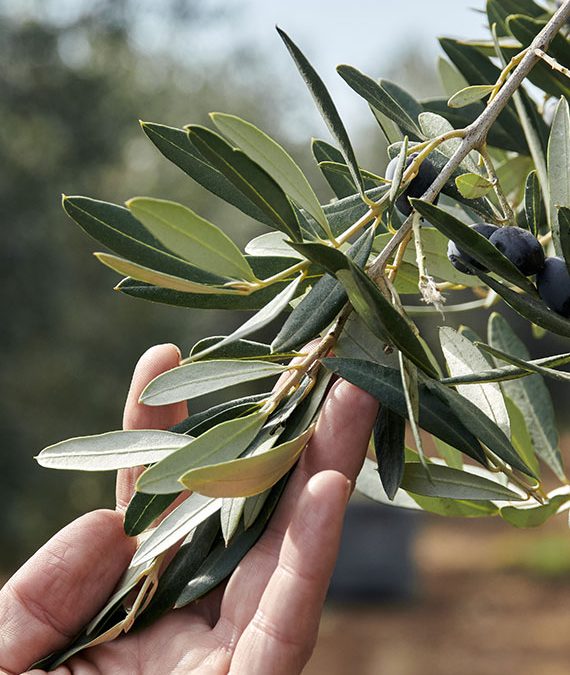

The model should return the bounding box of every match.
[307,515,570,675]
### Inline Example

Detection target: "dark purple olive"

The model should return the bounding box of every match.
[447,223,499,275]
[385,152,439,216]
[537,257,570,318]
[488,226,545,276]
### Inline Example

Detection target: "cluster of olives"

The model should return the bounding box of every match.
[385,153,570,318]
[447,223,570,318]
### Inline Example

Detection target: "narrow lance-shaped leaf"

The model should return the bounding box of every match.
[62,196,229,285]
[373,404,406,500]
[488,313,564,481]
[337,65,424,138]
[185,276,303,362]
[475,268,570,339]
[425,378,535,477]
[389,136,408,205]
[410,199,538,296]
[455,173,494,199]
[558,206,570,276]
[127,197,256,281]
[500,492,570,529]
[312,138,358,199]
[94,253,243,295]
[271,226,374,353]
[220,497,247,545]
[130,492,223,567]
[401,463,523,501]
[211,113,333,240]
[447,84,494,108]
[186,125,301,241]
[140,360,287,407]
[524,170,544,237]
[136,411,268,495]
[477,341,570,384]
[505,396,540,479]
[180,425,315,498]
[547,96,570,255]
[399,353,427,467]
[124,492,180,537]
[439,327,510,438]
[140,122,276,227]
[245,232,304,259]
[276,27,365,197]
[322,358,486,464]
[36,430,193,472]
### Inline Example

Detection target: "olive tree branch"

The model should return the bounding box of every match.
[369,0,570,277]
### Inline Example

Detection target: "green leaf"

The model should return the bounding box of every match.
[126,197,256,282]
[130,493,222,567]
[323,185,388,237]
[124,492,179,537]
[495,155,533,206]
[433,437,463,470]
[410,199,538,296]
[140,360,287,407]
[329,264,437,378]
[409,492,498,518]
[507,16,570,98]
[172,394,268,437]
[438,38,528,153]
[95,253,242,295]
[486,0,545,37]
[312,138,359,199]
[271,227,374,353]
[373,406,405,500]
[476,268,570,339]
[175,476,287,608]
[505,396,540,478]
[135,515,220,628]
[418,112,479,173]
[62,196,228,285]
[277,27,365,197]
[455,172,494,199]
[136,411,268,495]
[389,136,408,205]
[524,170,545,237]
[448,84,495,108]
[334,314,399,365]
[440,327,510,438]
[140,122,275,227]
[189,337,272,362]
[243,489,272,529]
[180,425,314,498]
[373,228,479,288]
[336,65,424,139]
[211,113,332,240]
[500,492,570,528]
[245,232,304,259]
[488,313,564,480]
[440,351,570,386]
[477,341,570,384]
[322,358,486,464]
[36,430,192,471]
[185,276,303,362]
[437,57,469,97]
[401,463,523,501]
[186,125,301,241]
[558,206,570,275]
[425,377,534,477]
[548,97,570,256]
[220,497,247,545]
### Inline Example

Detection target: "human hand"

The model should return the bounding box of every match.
[0,343,378,674]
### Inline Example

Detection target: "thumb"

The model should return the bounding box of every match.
[0,509,136,673]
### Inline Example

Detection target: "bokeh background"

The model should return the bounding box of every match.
[2,1,570,673]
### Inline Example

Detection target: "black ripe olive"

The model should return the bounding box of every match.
[447,223,498,274]
[488,226,545,276]
[385,152,439,216]
[536,256,570,318]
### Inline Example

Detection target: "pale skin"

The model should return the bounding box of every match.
[0,344,378,675]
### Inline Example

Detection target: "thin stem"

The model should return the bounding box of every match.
[479,144,516,225]
[482,446,546,504]
[535,47,570,79]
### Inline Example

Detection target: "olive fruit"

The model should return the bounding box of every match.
[488,226,545,276]
[536,257,570,318]
[385,152,439,216]
[447,223,498,274]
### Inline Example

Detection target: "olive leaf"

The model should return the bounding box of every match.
[373,407,406,500]
[547,96,570,256]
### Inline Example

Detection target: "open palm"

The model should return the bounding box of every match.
[0,344,378,675]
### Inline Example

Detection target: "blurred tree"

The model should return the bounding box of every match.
[0,0,292,571]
